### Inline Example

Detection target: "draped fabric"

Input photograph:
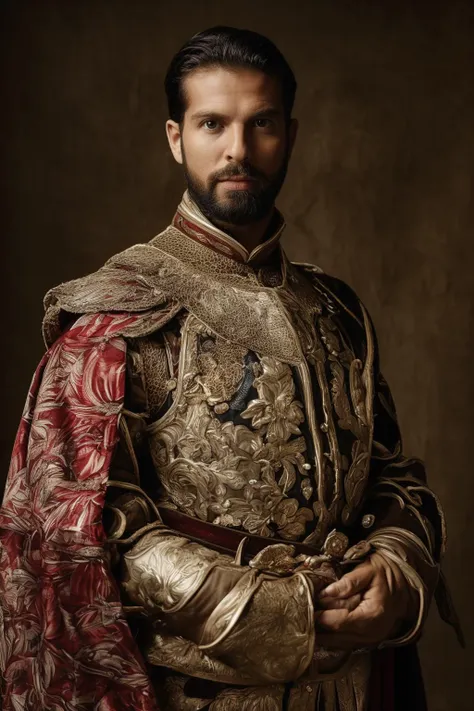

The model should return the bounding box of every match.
[0,313,159,711]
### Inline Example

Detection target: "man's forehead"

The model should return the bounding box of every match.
[182,66,283,113]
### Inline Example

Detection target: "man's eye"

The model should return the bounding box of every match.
[203,120,219,131]
[254,118,271,128]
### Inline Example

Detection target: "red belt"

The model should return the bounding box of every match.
[157,506,321,562]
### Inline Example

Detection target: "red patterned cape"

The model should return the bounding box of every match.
[0,313,159,711]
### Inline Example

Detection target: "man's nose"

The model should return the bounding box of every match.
[225,125,250,163]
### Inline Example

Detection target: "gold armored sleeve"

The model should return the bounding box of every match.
[121,532,335,685]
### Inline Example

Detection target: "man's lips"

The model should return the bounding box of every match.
[218,176,257,188]
[219,176,256,182]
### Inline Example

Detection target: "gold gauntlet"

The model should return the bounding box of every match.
[122,532,333,684]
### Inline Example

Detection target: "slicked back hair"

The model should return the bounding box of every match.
[164,26,297,126]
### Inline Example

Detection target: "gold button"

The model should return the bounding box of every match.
[323,530,349,558]
[166,378,177,391]
[362,514,375,529]
[306,685,312,693]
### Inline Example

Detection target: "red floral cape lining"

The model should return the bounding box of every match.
[0,313,159,710]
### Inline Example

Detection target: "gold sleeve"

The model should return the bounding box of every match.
[121,532,334,685]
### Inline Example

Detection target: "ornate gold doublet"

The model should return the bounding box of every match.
[144,227,375,550]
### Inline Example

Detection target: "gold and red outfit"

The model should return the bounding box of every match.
[0,192,459,710]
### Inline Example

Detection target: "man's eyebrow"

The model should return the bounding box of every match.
[251,107,282,119]
[190,107,282,122]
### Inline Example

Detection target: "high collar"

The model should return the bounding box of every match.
[172,190,286,266]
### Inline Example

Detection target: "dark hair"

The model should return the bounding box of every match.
[165,26,297,125]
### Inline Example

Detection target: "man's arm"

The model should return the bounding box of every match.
[120,528,331,684]
[316,303,446,649]
[357,364,445,564]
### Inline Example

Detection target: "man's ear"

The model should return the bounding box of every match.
[287,118,299,158]
[166,120,183,164]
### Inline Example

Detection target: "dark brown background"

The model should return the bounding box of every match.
[1,1,473,708]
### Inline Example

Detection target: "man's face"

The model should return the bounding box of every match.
[166,66,298,226]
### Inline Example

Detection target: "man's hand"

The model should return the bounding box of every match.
[315,552,418,650]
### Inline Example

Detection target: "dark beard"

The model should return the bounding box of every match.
[182,144,290,227]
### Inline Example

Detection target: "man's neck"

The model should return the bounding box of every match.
[212,211,276,255]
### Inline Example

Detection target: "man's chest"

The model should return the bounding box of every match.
[143,279,375,548]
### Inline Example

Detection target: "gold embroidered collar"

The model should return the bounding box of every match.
[172,190,285,266]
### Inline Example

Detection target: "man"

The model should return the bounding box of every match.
[0,26,460,711]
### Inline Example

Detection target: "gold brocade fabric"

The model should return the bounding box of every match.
[91,193,446,710]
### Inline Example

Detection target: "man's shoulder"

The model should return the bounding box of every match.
[43,228,181,346]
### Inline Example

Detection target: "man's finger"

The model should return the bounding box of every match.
[318,563,373,599]
[318,593,361,611]
[314,608,350,630]
[318,598,389,647]
[339,599,387,637]
[316,597,380,631]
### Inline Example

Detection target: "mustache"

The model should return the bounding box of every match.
[212,164,263,183]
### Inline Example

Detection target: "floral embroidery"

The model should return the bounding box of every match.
[150,321,314,540]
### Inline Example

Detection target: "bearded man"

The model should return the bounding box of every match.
[0,26,460,711]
